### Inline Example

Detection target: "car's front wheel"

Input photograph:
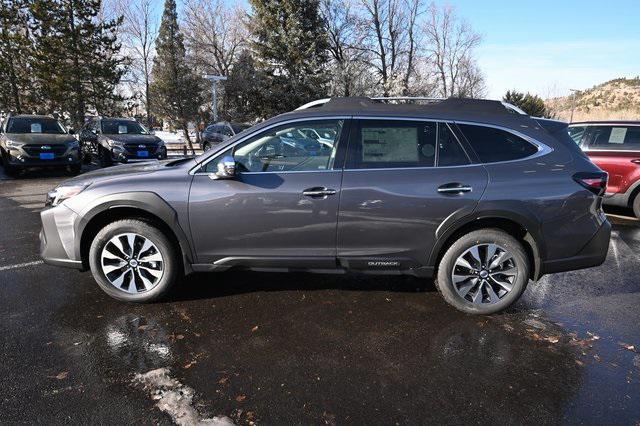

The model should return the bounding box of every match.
[632,193,640,219]
[435,229,530,315]
[89,219,179,302]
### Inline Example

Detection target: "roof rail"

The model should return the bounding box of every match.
[296,97,528,115]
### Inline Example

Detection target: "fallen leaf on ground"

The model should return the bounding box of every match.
[575,360,584,367]
[54,371,68,380]
[218,377,229,385]
[183,361,197,369]
[251,326,259,332]
[619,342,636,352]
[236,394,247,402]
[545,336,560,344]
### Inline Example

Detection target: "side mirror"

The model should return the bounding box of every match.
[210,155,236,180]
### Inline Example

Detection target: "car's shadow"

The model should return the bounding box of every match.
[169,270,436,302]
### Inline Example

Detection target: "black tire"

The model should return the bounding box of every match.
[1,150,20,177]
[98,146,113,167]
[68,163,82,175]
[435,228,530,315]
[632,193,640,220]
[89,219,179,302]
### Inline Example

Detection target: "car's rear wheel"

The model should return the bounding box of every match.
[89,219,178,302]
[632,193,640,219]
[435,229,529,315]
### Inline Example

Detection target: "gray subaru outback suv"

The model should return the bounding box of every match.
[39,98,611,314]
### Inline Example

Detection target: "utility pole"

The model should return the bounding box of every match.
[203,75,227,123]
[569,89,579,123]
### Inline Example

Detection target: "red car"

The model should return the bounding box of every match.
[569,121,640,218]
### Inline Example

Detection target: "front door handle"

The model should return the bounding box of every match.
[437,183,473,194]
[302,187,337,198]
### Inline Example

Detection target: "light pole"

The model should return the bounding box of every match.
[569,88,579,123]
[203,74,227,123]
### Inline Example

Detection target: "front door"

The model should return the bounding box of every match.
[337,118,488,271]
[189,118,349,268]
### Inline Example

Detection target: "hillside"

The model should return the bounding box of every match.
[547,77,640,121]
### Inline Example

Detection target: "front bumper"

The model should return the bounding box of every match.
[541,219,611,275]
[6,148,81,167]
[39,204,83,270]
[110,145,167,163]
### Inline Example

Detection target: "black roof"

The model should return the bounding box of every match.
[277,97,534,127]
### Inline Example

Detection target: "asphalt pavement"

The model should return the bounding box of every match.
[1,166,639,425]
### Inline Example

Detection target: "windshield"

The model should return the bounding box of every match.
[7,117,66,134]
[101,120,149,135]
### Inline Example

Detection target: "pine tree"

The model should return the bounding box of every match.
[224,50,264,123]
[248,0,329,117]
[151,0,204,152]
[503,90,549,118]
[30,0,125,128]
[0,0,34,113]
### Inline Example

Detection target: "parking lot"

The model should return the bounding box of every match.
[1,167,639,424]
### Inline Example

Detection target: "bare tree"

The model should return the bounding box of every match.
[182,0,247,120]
[422,3,484,98]
[357,0,426,96]
[182,0,246,77]
[118,0,158,125]
[321,0,372,96]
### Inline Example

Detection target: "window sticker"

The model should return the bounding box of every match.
[30,123,42,133]
[118,125,128,134]
[362,127,418,162]
[609,127,627,144]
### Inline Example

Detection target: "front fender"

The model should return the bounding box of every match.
[74,191,195,265]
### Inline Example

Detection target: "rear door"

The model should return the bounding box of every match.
[336,118,488,272]
[583,125,640,194]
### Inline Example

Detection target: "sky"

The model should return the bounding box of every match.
[156,0,639,100]
[446,0,640,99]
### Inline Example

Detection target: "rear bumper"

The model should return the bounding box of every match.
[39,204,84,270]
[541,219,611,275]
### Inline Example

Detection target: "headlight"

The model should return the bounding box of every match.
[67,140,79,149]
[107,139,124,148]
[46,183,89,207]
[6,140,22,149]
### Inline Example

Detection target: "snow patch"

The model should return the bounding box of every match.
[133,368,234,426]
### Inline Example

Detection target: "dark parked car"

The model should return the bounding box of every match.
[79,117,166,167]
[40,97,610,314]
[569,121,640,218]
[200,122,250,151]
[0,114,81,176]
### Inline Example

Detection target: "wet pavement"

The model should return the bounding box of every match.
[1,168,639,425]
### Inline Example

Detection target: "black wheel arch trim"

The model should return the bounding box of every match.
[74,191,195,273]
[429,209,544,280]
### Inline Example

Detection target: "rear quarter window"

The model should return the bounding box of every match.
[458,124,538,163]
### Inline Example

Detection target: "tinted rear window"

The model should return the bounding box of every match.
[587,126,640,150]
[458,124,538,163]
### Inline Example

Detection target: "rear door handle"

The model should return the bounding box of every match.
[437,183,473,194]
[302,187,337,198]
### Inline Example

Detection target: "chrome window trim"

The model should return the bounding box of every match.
[190,115,553,175]
[189,116,351,175]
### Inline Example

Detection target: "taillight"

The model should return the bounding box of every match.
[573,172,608,196]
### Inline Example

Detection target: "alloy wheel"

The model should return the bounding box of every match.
[451,243,518,305]
[100,233,164,293]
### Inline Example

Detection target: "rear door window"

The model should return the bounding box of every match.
[457,124,539,163]
[586,126,640,150]
[346,120,437,169]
